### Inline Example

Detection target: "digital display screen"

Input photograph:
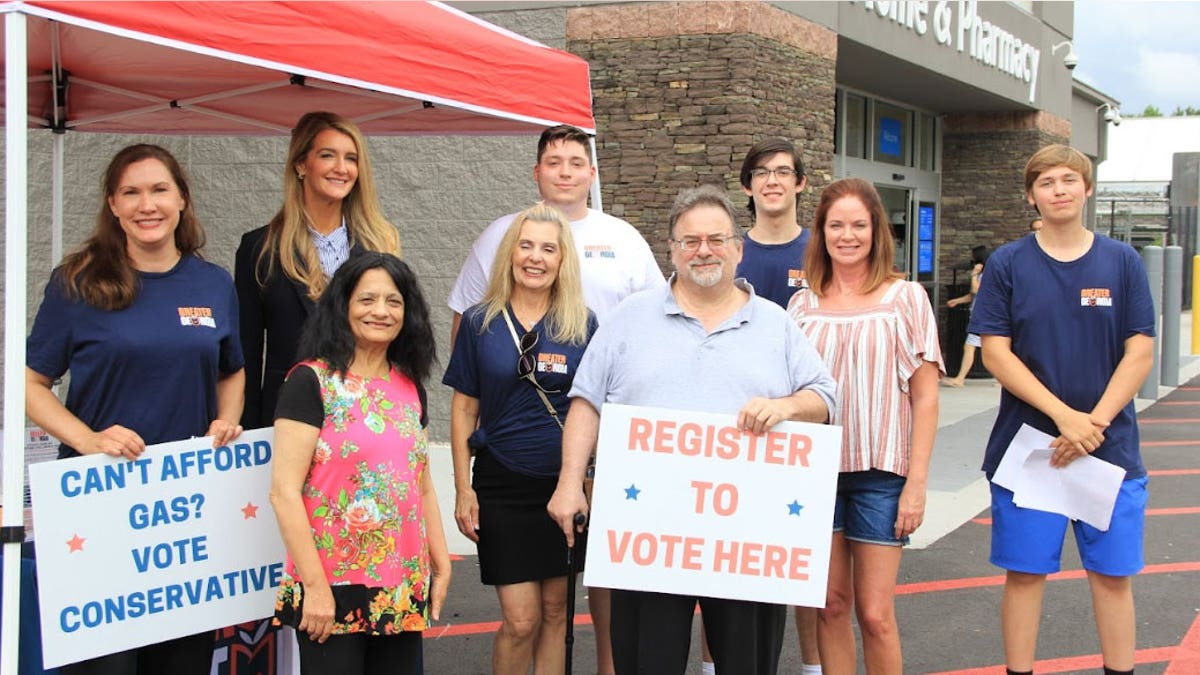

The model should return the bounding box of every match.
[918,204,935,241]
[918,240,934,274]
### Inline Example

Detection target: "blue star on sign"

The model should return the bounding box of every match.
[625,484,641,500]
[787,500,803,516]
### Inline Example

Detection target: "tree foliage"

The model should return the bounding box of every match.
[1125,105,1200,118]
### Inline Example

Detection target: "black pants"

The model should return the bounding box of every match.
[296,630,423,675]
[610,590,786,675]
[58,631,214,675]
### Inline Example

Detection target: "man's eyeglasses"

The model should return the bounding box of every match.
[517,330,560,394]
[670,233,740,253]
[750,167,798,181]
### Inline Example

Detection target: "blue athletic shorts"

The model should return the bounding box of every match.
[989,477,1147,576]
[833,469,909,546]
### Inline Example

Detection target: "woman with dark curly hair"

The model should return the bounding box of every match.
[268,252,449,675]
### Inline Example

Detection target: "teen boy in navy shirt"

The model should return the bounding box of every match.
[728,137,821,675]
[735,138,811,309]
[970,145,1154,675]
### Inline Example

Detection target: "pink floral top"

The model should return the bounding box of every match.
[273,359,431,634]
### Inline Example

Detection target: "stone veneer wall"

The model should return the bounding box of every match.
[938,111,1070,355]
[566,2,837,268]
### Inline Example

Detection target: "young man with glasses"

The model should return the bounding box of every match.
[548,184,836,675]
[715,137,823,675]
[447,124,663,675]
[734,138,812,309]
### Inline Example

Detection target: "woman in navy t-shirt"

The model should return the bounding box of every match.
[443,203,597,674]
[26,144,245,675]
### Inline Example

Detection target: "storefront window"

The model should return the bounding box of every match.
[844,93,867,160]
[919,113,937,172]
[872,101,911,167]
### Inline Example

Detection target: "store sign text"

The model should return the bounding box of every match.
[860,0,1042,104]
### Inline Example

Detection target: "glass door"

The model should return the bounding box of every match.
[875,185,913,277]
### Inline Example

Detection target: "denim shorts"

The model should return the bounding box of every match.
[989,477,1147,576]
[832,469,909,546]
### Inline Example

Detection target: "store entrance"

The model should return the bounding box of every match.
[874,184,937,296]
[838,157,940,304]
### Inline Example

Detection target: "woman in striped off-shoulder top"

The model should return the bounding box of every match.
[786,178,944,675]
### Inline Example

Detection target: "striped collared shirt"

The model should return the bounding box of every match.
[310,220,350,277]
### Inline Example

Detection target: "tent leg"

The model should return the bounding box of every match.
[2,11,30,675]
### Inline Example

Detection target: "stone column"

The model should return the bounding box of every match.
[567,1,837,268]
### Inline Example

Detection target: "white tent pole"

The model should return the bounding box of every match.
[2,13,30,675]
[588,135,603,212]
[52,134,64,264]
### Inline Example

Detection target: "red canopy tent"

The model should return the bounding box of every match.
[0,3,595,672]
[8,0,595,134]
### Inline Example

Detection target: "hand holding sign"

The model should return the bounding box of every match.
[82,424,146,460]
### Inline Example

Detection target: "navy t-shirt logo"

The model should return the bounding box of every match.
[536,352,569,374]
[1079,288,1112,307]
[787,269,808,289]
[178,306,217,327]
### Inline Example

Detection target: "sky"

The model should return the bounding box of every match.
[1073,1,1200,116]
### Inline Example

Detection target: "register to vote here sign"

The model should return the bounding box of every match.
[28,428,284,668]
[585,405,841,607]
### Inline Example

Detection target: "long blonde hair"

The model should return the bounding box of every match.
[479,204,590,345]
[257,111,400,300]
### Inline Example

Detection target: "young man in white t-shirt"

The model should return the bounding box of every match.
[447,124,664,675]
[448,125,664,344]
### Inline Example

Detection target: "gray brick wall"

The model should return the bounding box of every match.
[2,130,541,441]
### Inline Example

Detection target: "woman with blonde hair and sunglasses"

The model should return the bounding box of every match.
[443,203,596,674]
[235,111,401,430]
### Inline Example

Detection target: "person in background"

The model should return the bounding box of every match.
[269,252,450,675]
[236,111,401,430]
[943,245,991,388]
[787,178,942,675]
[735,137,812,306]
[444,204,597,675]
[970,145,1153,675]
[26,143,245,675]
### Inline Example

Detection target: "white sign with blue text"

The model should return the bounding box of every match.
[584,405,841,608]
[29,428,284,668]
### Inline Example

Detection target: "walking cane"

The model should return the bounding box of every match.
[565,512,587,675]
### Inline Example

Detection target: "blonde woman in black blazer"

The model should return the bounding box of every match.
[235,112,400,428]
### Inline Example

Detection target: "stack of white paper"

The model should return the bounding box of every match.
[992,424,1126,531]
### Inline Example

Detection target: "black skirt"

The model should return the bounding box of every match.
[472,450,585,585]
